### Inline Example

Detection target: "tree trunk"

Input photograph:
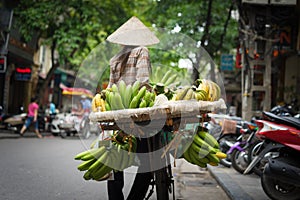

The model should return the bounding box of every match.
[38,41,59,104]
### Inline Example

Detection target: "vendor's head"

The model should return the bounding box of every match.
[106,16,159,46]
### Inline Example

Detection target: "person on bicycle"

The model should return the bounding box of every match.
[105,16,159,200]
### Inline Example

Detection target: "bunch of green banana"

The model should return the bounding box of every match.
[110,131,138,171]
[74,146,113,181]
[104,80,156,110]
[74,131,138,181]
[182,127,227,168]
[150,67,180,87]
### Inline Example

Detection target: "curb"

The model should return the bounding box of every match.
[207,166,253,200]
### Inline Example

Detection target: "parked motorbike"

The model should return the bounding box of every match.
[52,112,100,139]
[270,98,298,117]
[0,105,10,129]
[244,111,300,200]
[4,106,26,133]
[217,117,245,167]
[230,122,260,174]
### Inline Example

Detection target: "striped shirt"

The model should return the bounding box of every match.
[108,46,151,88]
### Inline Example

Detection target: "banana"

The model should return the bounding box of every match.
[188,146,207,168]
[160,70,173,84]
[131,81,140,98]
[77,158,97,171]
[88,151,109,172]
[110,92,125,110]
[211,81,221,101]
[111,84,119,93]
[154,66,162,83]
[74,149,97,160]
[192,134,218,154]
[92,156,112,181]
[83,170,92,180]
[123,84,133,108]
[189,145,210,163]
[118,80,127,106]
[100,99,106,111]
[136,86,147,100]
[143,91,152,106]
[94,93,102,108]
[176,86,190,100]
[81,146,106,161]
[129,96,140,109]
[190,142,210,158]
[197,130,220,149]
[215,151,227,159]
[195,90,208,101]
[148,101,154,107]
[183,88,194,100]
[197,79,209,95]
[183,148,193,163]
[206,153,220,163]
[164,74,177,86]
[139,99,147,108]
[105,90,112,107]
[105,101,111,111]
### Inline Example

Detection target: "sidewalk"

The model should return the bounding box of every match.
[208,165,270,200]
[0,129,54,139]
[173,159,230,200]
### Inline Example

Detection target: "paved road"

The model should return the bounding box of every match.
[0,131,229,200]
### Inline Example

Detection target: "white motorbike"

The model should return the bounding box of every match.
[51,112,100,139]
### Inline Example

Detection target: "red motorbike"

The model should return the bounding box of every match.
[244,111,300,200]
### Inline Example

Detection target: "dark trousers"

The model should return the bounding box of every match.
[107,138,153,200]
[107,170,152,200]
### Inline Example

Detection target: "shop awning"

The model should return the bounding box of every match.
[60,83,94,98]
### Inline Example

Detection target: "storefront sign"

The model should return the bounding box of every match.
[15,67,31,81]
[221,54,234,71]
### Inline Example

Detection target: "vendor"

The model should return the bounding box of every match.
[105,16,159,200]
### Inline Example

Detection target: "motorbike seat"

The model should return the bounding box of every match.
[262,111,300,130]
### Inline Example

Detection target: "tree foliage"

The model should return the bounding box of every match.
[145,0,238,80]
[13,0,238,97]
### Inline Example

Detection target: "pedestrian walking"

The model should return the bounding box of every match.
[20,97,43,138]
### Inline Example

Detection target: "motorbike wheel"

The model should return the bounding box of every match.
[261,164,300,200]
[247,141,264,176]
[218,134,238,168]
[60,131,67,138]
[14,125,23,134]
[231,148,249,174]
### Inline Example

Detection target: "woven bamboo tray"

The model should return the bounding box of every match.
[89,99,226,131]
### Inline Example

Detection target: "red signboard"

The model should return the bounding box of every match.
[0,56,6,73]
[15,67,32,81]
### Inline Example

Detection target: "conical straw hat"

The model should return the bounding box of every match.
[107,16,159,46]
